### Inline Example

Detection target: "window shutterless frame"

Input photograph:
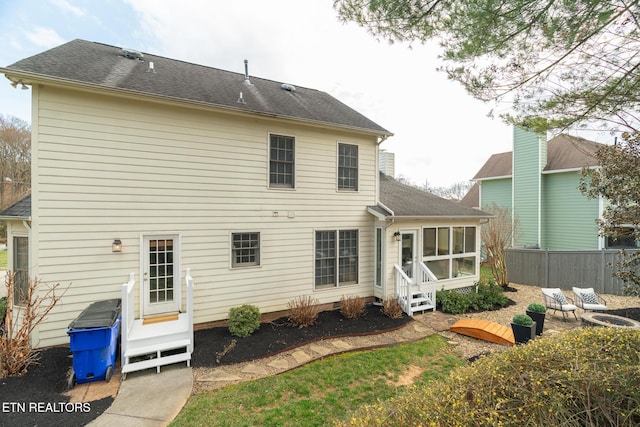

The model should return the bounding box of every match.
[314,229,359,288]
[337,142,358,191]
[231,232,261,268]
[269,134,295,188]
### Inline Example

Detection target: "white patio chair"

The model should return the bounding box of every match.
[541,288,578,321]
[572,287,607,311]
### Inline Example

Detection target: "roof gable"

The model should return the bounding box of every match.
[3,39,390,136]
[473,134,603,180]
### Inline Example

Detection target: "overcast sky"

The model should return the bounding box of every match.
[0,0,618,188]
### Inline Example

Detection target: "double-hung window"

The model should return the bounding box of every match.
[13,236,29,305]
[338,143,358,190]
[315,230,359,288]
[232,233,260,268]
[423,226,476,279]
[269,134,295,188]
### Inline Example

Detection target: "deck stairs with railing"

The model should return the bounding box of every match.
[120,269,194,378]
[394,261,437,316]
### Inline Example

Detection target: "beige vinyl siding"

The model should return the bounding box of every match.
[31,86,378,346]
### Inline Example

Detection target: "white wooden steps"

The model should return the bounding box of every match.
[120,271,194,378]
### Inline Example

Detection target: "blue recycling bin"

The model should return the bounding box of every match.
[67,298,121,384]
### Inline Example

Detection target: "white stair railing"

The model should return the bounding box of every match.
[185,268,194,354]
[121,272,135,369]
[416,262,437,311]
[394,264,413,315]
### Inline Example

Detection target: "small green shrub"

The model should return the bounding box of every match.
[228,304,261,338]
[340,295,367,319]
[436,289,469,314]
[436,281,508,314]
[512,313,534,326]
[287,296,319,328]
[526,302,546,313]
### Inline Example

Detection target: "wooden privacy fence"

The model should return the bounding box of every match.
[506,248,640,296]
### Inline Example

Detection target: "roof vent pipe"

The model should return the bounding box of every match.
[244,59,251,85]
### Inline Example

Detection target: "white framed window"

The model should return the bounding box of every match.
[423,226,477,280]
[269,134,295,188]
[232,232,260,268]
[12,236,29,306]
[315,229,359,288]
[337,143,358,191]
[375,227,384,288]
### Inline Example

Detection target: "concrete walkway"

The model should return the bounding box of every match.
[80,310,458,426]
[87,366,192,427]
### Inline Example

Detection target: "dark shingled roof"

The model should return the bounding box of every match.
[473,134,602,180]
[0,195,31,219]
[460,182,479,208]
[472,151,512,180]
[544,134,601,171]
[377,173,491,219]
[2,39,391,136]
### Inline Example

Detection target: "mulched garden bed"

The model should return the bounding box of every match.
[192,305,412,367]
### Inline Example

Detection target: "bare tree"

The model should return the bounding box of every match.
[481,204,519,287]
[0,114,31,208]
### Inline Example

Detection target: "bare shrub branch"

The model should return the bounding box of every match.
[1,272,68,378]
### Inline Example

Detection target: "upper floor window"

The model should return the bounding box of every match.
[338,143,358,191]
[232,232,260,268]
[269,134,295,188]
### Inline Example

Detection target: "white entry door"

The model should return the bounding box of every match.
[142,234,181,316]
[399,230,418,281]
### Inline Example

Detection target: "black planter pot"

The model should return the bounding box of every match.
[526,310,545,336]
[511,322,536,344]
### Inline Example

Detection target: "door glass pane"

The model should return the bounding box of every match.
[149,239,174,304]
[401,233,414,278]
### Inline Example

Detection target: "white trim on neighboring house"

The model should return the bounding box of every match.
[538,135,543,248]
[598,195,606,249]
[541,168,585,174]
[476,175,512,181]
[511,150,516,248]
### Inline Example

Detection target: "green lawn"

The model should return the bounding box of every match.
[171,335,464,427]
[480,264,495,283]
[0,250,7,269]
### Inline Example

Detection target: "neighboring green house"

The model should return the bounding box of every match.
[469,126,606,250]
